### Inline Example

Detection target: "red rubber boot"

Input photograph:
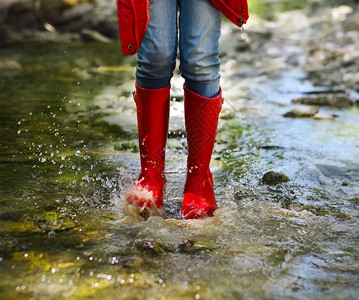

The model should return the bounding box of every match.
[181,85,223,219]
[126,85,170,215]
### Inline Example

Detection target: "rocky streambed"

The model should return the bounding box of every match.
[0,1,359,299]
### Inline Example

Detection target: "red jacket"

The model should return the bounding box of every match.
[117,0,249,55]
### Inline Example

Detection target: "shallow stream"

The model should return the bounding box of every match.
[1,18,359,300]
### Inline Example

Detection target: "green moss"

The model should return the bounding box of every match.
[20,211,76,233]
[114,141,139,152]
[13,251,52,272]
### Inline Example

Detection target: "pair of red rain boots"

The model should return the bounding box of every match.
[126,84,222,219]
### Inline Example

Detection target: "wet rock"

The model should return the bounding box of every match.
[0,59,21,71]
[302,87,347,95]
[292,94,354,108]
[220,110,236,120]
[175,240,217,253]
[168,128,186,139]
[262,171,290,185]
[114,141,139,152]
[0,0,120,44]
[313,113,337,120]
[80,28,111,43]
[347,198,359,204]
[0,59,22,77]
[283,105,319,118]
[21,211,76,233]
[259,145,285,150]
[0,0,42,31]
[132,240,171,255]
[342,9,359,31]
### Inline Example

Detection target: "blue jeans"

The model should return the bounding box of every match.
[136,0,221,98]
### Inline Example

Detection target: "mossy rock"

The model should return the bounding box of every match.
[262,171,290,185]
[114,141,139,152]
[175,240,218,253]
[21,211,76,233]
[132,240,172,255]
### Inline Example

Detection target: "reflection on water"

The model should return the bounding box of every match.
[0,39,358,299]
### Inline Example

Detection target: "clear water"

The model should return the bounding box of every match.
[0,37,359,299]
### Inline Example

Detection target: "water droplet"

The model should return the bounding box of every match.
[61,155,66,160]
[76,150,80,156]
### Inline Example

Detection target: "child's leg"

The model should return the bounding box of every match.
[126,0,177,214]
[136,0,178,89]
[178,0,222,219]
[179,0,222,98]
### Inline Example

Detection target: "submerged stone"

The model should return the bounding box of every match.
[21,211,76,233]
[132,240,171,255]
[262,171,290,185]
[175,240,218,253]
